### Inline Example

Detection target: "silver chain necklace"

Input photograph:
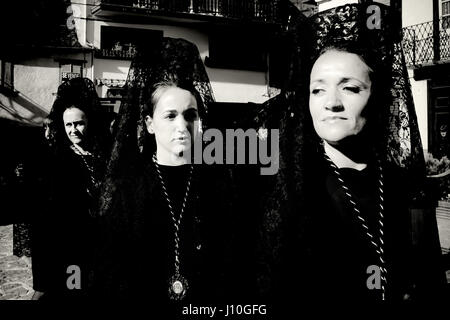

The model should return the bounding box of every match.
[152,154,194,301]
[323,150,387,300]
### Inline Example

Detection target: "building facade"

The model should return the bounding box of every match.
[403,0,450,157]
[0,0,93,126]
[0,0,313,187]
[1,0,312,125]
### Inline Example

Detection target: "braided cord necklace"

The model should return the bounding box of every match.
[323,150,387,300]
[152,154,194,301]
[71,144,101,199]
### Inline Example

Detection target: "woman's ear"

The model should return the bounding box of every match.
[145,115,154,134]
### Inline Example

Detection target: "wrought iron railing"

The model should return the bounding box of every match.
[402,18,450,66]
[94,0,283,23]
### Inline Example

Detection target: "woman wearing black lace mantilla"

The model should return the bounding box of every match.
[31,77,111,300]
[257,3,446,306]
[92,38,236,308]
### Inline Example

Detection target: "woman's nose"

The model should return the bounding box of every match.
[71,125,80,135]
[175,116,189,131]
[325,90,344,112]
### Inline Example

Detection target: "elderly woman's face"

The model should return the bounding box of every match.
[63,107,88,145]
[309,50,372,145]
[145,87,199,159]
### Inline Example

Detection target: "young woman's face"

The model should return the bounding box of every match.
[145,87,199,162]
[63,107,88,145]
[309,50,372,145]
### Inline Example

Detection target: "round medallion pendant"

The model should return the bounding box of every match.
[168,274,188,301]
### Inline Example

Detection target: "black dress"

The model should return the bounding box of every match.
[314,158,414,300]
[270,155,417,306]
[32,147,101,300]
[93,158,236,308]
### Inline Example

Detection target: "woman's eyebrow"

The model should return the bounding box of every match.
[66,120,84,125]
[339,77,370,88]
[310,79,325,85]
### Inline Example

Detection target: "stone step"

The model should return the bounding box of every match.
[438,200,450,209]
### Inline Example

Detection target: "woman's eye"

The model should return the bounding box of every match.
[344,86,361,93]
[165,113,176,119]
[311,88,323,95]
[184,110,199,122]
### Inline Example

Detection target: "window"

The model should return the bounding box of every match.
[97,26,163,60]
[60,61,83,83]
[0,59,14,92]
[443,0,450,29]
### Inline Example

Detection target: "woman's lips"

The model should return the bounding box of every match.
[173,136,189,142]
[322,116,347,123]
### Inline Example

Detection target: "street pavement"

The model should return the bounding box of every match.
[0,225,34,300]
[0,223,448,301]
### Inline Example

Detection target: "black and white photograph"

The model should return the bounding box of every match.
[0,0,449,315]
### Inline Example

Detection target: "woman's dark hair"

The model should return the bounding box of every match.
[49,77,111,156]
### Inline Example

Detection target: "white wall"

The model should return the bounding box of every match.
[0,53,93,125]
[88,20,269,104]
[318,0,358,12]
[318,0,392,12]
[70,0,87,47]
[402,0,433,27]
[402,0,434,152]
[14,62,60,111]
[0,59,59,125]
[408,69,429,151]
[373,0,391,5]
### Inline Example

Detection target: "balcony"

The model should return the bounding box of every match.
[92,0,286,25]
[402,18,450,67]
[94,47,136,60]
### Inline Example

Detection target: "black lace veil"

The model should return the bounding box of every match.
[265,2,426,193]
[255,3,427,297]
[99,37,214,217]
[308,3,424,172]
[49,77,110,157]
